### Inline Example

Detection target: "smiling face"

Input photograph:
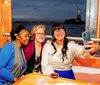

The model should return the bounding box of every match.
[16,29,29,47]
[35,28,45,43]
[53,28,66,42]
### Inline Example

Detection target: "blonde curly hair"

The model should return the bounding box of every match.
[30,24,46,40]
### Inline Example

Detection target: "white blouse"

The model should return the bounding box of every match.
[41,41,84,75]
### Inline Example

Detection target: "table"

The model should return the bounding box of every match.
[13,73,99,85]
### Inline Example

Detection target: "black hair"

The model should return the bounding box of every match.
[51,22,69,61]
[10,24,26,41]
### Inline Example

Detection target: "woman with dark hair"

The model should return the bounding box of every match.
[41,22,92,79]
[0,24,29,85]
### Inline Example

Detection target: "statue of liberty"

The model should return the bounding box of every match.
[77,7,81,20]
[78,7,81,15]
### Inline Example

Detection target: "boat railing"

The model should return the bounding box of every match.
[2,32,100,42]
[46,35,100,42]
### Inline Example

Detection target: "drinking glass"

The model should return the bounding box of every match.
[50,73,59,84]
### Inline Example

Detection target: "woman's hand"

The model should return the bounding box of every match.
[81,41,99,58]
[84,41,99,54]
[13,77,18,83]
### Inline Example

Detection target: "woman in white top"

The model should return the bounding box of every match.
[41,22,92,79]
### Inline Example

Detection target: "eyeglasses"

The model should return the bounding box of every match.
[35,33,45,36]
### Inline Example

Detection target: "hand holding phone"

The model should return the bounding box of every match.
[82,32,91,50]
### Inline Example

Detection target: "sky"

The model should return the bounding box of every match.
[12,0,86,22]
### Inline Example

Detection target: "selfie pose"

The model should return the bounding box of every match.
[41,22,92,79]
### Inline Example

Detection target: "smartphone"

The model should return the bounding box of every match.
[82,32,91,49]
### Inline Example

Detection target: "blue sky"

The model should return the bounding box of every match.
[12,0,86,21]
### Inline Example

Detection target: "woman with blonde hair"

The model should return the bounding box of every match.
[23,24,46,74]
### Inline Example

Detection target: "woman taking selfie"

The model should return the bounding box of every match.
[41,22,92,79]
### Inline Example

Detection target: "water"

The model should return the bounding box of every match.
[13,22,85,37]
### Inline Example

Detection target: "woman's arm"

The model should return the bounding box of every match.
[0,43,15,82]
[69,41,92,58]
[41,43,54,75]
